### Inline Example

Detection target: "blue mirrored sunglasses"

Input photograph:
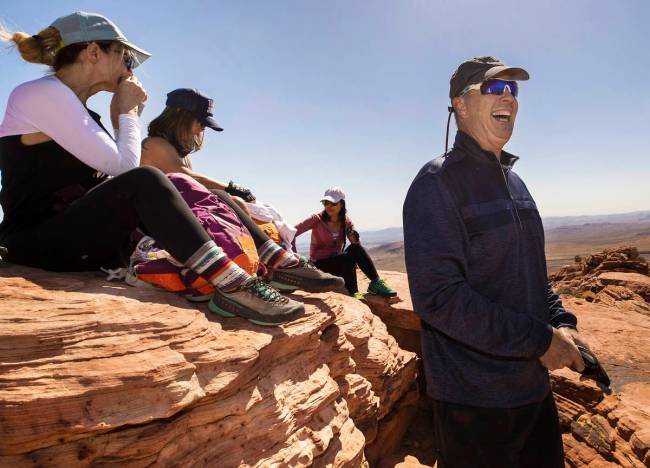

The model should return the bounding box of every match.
[460,79,518,97]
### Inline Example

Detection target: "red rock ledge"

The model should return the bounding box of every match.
[0,265,418,467]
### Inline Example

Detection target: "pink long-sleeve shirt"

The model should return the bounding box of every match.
[294,213,354,261]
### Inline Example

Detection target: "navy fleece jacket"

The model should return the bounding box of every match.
[403,131,577,408]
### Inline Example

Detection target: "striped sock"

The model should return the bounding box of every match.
[186,241,250,292]
[258,239,300,270]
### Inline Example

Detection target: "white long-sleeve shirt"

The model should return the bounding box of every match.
[0,75,141,176]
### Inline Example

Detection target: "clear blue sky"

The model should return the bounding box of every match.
[1,0,649,230]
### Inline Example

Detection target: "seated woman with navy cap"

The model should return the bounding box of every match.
[294,187,397,299]
[0,12,304,326]
[141,88,343,294]
[143,89,253,206]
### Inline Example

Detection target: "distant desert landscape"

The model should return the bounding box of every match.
[365,212,650,274]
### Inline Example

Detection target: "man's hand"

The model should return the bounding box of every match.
[558,326,590,349]
[539,327,585,372]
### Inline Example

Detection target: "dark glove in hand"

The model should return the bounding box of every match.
[226,181,256,202]
[577,345,611,390]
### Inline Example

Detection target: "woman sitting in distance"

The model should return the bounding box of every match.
[294,187,397,299]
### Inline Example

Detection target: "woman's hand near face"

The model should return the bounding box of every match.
[115,76,147,116]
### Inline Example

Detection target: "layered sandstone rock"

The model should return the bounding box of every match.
[0,265,418,467]
[552,294,650,467]
[360,259,650,467]
[358,272,420,357]
[550,246,650,317]
[547,247,650,465]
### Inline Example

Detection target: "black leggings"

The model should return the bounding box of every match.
[4,166,212,272]
[210,190,270,250]
[314,244,378,294]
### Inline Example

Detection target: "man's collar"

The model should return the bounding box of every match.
[452,131,519,169]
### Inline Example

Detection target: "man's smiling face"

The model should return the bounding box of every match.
[454,82,518,156]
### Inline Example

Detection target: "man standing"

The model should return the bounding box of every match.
[403,56,586,467]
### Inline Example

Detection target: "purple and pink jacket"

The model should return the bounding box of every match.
[294,213,354,262]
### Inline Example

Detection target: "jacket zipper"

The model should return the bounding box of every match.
[498,163,523,230]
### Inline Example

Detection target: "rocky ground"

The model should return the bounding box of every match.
[0,265,418,467]
[1,246,648,467]
[549,246,650,318]
[360,248,650,467]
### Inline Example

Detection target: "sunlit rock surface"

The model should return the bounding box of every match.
[0,265,417,467]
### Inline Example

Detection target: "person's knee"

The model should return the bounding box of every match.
[121,166,169,190]
[127,166,180,198]
[130,165,167,183]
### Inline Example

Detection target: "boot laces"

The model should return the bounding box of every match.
[244,278,288,304]
[298,256,318,270]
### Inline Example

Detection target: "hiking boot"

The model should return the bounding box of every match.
[270,258,344,293]
[367,278,397,297]
[208,277,304,326]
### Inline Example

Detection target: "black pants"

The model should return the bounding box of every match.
[5,166,212,271]
[314,244,378,294]
[210,189,270,250]
[432,391,564,468]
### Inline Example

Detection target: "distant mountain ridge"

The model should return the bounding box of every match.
[358,210,650,274]
[541,210,650,229]
[356,210,650,245]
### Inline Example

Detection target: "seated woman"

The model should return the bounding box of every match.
[140,88,343,293]
[294,187,397,298]
[0,12,302,326]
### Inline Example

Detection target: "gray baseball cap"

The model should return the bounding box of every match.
[50,12,151,68]
[449,56,529,99]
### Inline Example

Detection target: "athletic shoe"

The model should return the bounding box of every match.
[367,278,397,297]
[270,258,344,293]
[208,277,304,326]
[353,292,366,301]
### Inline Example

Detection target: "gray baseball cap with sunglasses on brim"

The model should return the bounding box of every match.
[449,56,529,99]
[50,11,151,68]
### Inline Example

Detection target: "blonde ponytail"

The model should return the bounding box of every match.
[0,25,61,66]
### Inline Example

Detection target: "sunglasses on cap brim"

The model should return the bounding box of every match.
[460,79,518,98]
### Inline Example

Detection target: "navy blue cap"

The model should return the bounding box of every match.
[166,88,223,132]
